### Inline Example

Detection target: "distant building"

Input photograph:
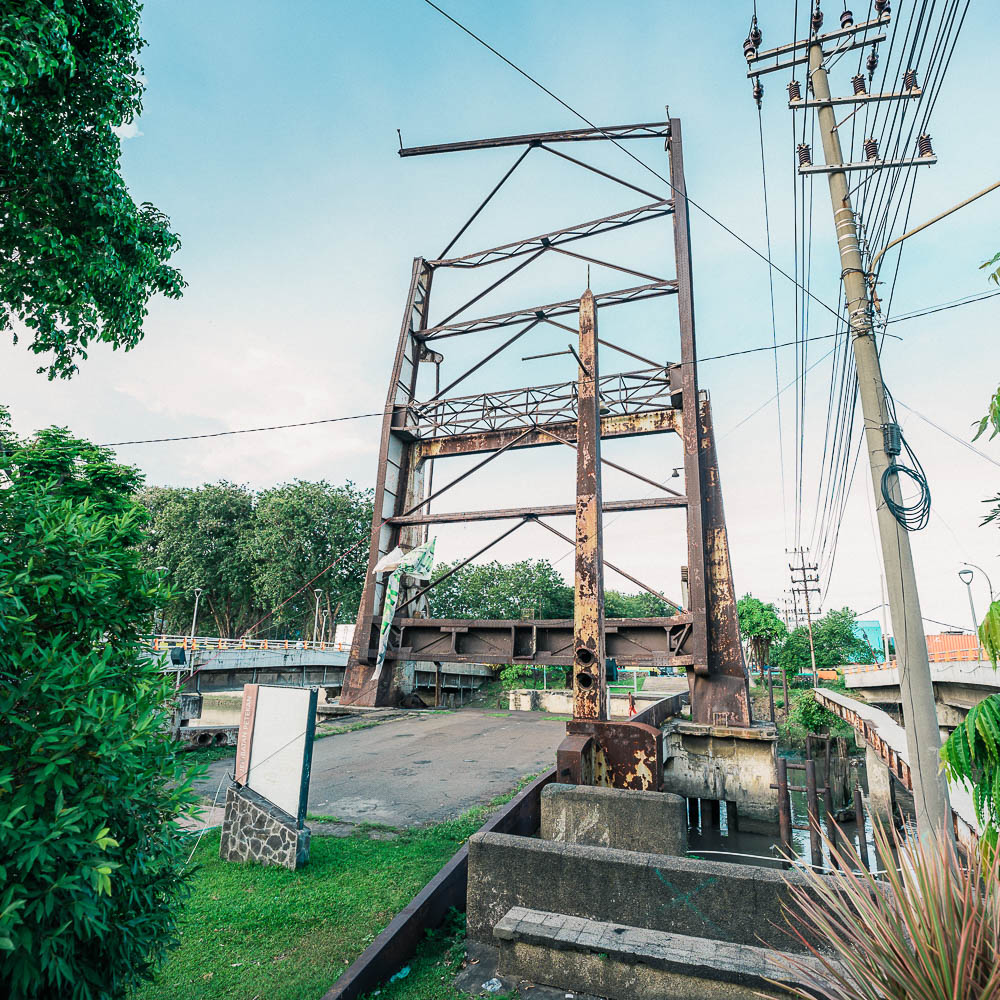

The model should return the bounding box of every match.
[854,619,885,662]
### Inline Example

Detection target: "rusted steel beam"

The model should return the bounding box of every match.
[413,408,680,461]
[572,289,607,723]
[398,122,671,157]
[370,616,693,667]
[387,496,686,526]
[341,259,433,707]
[689,397,752,726]
[419,281,678,341]
[430,200,672,269]
[560,717,664,790]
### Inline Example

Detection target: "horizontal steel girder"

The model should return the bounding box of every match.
[399,122,671,157]
[412,407,681,461]
[387,496,686,526]
[373,615,694,668]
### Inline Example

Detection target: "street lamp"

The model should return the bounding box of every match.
[961,561,995,604]
[321,609,329,644]
[312,589,323,644]
[189,588,203,655]
[958,569,981,664]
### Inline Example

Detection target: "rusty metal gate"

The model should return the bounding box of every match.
[340,117,752,780]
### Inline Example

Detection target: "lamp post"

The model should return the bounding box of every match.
[321,609,329,644]
[958,569,981,664]
[961,562,995,604]
[188,588,203,662]
[312,588,323,644]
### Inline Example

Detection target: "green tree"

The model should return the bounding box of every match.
[773,607,873,678]
[0,411,199,998]
[252,480,372,635]
[736,594,787,676]
[605,589,676,617]
[1,2,184,379]
[428,559,573,620]
[140,482,258,636]
[138,480,373,638]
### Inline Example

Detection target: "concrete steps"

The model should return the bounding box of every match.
[494,906,832,999]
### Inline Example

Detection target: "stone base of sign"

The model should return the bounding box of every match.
[219,784,310,870]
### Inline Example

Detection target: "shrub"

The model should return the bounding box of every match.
[770,822,1000,999]
[0,415,200,998]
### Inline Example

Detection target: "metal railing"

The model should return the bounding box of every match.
[150,634,352,653]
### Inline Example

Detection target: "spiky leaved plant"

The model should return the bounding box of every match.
[768,822,1000,1000]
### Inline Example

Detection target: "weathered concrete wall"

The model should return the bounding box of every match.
[661,721,778,831]
[508,688,662,717]
[219,784,310,870]
[865,744,894,827]
[466,831,822,952]
[540,784,687,856]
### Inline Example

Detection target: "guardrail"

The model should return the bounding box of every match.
[149,634,352,653]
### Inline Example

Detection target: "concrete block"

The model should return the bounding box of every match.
[540,783,687,856]
[467,831,828,954]
[493,906,831,999]
[219,784,310,870]
[661,721,779,831]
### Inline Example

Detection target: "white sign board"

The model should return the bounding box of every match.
[234,684,317,826]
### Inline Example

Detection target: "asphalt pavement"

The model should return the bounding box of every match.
[195,708,564,827]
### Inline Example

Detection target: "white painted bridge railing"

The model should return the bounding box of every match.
[150,628,355,654]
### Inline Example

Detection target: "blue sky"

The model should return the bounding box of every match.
[3,1,998,631]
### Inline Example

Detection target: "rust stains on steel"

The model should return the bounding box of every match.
[572,289,607,722]
[341,114,753,749]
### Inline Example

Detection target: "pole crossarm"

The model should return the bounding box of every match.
[799,155,937,175]
[399,122,671,157]
[418,281,678,340]
[746,12,889,70]
[429,200,673,269]
[747,31,887,79]
[789,88,922,109]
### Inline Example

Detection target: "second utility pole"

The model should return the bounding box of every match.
[807,39,951,836]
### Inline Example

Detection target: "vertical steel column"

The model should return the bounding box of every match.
[342,259,433,706]
[572,288,607,721]
[668,120,709,684]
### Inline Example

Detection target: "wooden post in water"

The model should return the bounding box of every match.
[777,757,792,849]
[824,781,839,865]
[805,759,823,869]
[854,785,870,871]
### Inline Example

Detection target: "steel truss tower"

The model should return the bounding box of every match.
[341,118,753,764]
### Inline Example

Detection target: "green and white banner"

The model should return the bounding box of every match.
[373,538,436,679]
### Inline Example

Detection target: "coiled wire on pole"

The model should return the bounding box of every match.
[881,388,931,531]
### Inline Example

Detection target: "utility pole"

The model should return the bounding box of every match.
[746,3,952,836]
[789,548,820,686]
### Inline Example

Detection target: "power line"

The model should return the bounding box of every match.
[105,332,879,448]
[884,288,1000,324]
[417,0,843,325]
[102,412,382,447]
[894,399,1000,470]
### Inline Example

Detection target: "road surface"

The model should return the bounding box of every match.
[195,708,564,827]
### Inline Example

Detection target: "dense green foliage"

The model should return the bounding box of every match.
[736,594,787,673]
[0,412,199,998]
[0,1,183,377]
[140,480,372,637]
[941,695,1000,851]
[773,607,874,676]
[427,558,674,620]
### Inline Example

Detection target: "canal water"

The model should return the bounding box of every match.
[686,750,908,871]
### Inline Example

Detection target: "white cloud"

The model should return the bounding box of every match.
[113,121,143,140]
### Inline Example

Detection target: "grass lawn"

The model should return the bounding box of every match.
[134,780,535,1000]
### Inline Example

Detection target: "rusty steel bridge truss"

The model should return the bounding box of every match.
[341,118,753,777]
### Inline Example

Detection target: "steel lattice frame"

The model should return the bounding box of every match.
[340,119,752,732]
